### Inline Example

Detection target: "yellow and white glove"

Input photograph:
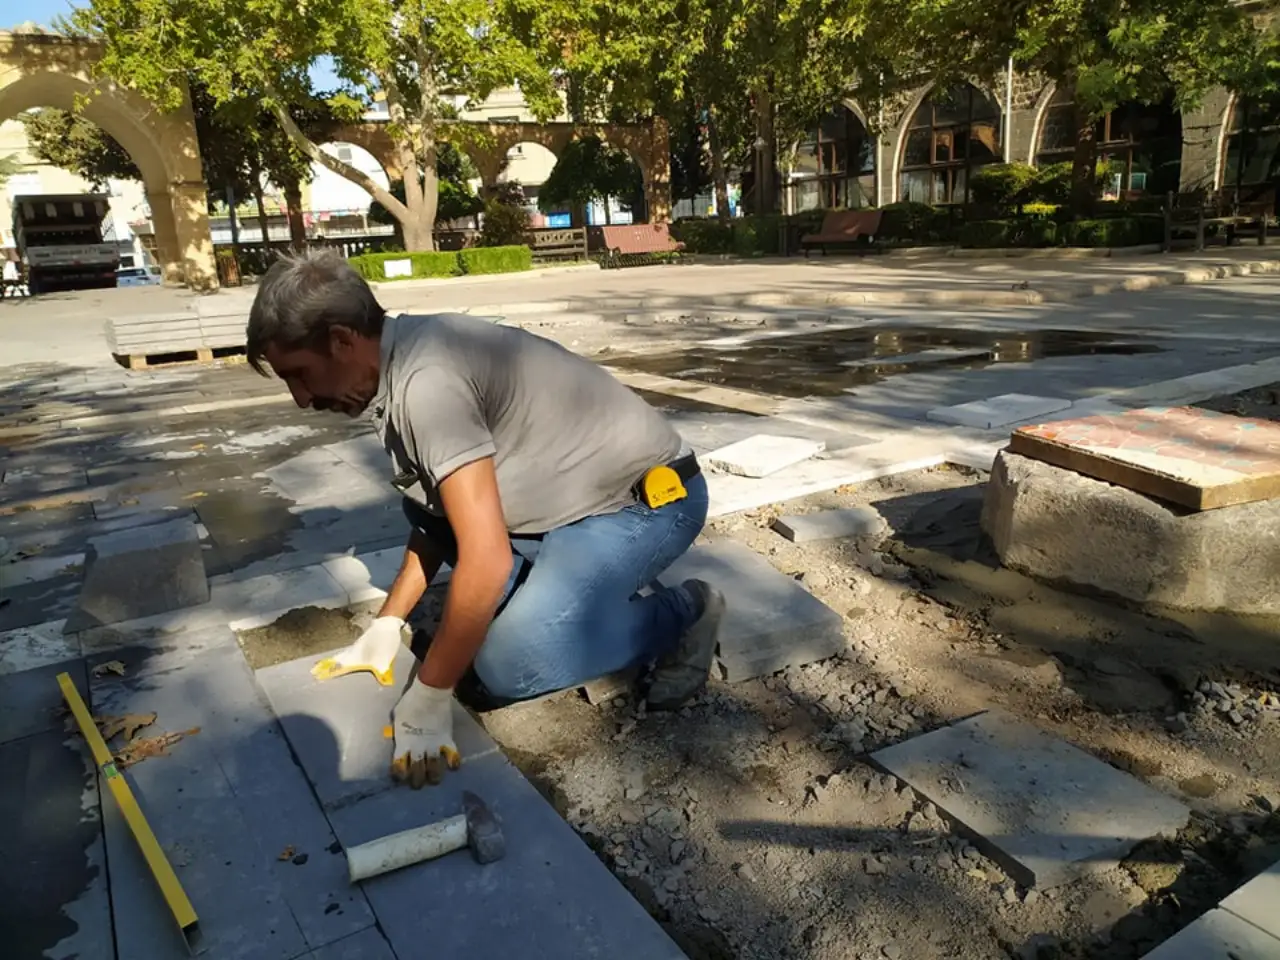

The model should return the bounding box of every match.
[390,680,461,789]
[310,616,405,686]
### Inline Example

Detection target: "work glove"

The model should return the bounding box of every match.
[310,616,405,686]
[390,680,461,789]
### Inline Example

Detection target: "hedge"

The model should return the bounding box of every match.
[458,245,532,275]
[959,214,1163,249]
[958,219,1058,248]
[348,251,459,281]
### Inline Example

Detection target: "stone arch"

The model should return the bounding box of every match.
[782,101,878,209]
[1216,92,1241,190]
[0,32,216,289]
[1027,81,1061,167]
[310,139,395,212]
[890,80,1004,204]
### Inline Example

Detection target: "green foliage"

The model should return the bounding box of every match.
[538,137,643,214]
[670,219,734,254]
[0,153,23,188]
[958,218,1057,248]
[348,251,460,281]
[877,202,953,244]
[18,111,140,186]
[969,163,1040,208]
[458,245,533,275]
[1059,216,1163,248]
[478,198,532,248]
[1022,202,1060,220]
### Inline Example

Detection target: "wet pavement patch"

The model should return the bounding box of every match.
[607,326,1163,399]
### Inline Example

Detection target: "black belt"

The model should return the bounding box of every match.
[631,453,701,502]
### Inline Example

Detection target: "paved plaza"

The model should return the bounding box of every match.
[3,257,1280,960]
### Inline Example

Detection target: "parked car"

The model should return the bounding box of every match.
[116,265,162,287]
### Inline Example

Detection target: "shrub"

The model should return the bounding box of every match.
[1059,216,1162,247]
[959,218,1059,248]
[670,219,734,254]
[478,198,532,247]
[1022,202,1060,220]
[458,245,532,275]
[347,250,459,282]
[877,201,938,243]
[970,163,1040,208]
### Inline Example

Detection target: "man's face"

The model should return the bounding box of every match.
[263,327,379,418]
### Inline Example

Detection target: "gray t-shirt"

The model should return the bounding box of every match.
[371,313,684,534]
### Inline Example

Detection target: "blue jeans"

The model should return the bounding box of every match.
[403,473,708,702]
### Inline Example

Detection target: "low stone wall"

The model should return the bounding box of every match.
[981,451,1280,615]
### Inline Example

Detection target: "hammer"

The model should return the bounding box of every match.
[345,791,505,883]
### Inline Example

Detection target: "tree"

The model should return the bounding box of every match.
[19,110,139,185]
[369,142,484,230]
[875,0,1258,213]
[537,136,642,224]
[0,154,20,189]
[73,0,566,252]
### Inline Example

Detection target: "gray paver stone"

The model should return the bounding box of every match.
[707,434,826,478]
[302,927,397,960]
[0,657,87,746]
[66,517,209,633]
[657,542,845,682]
[256,645,498,811]
[91,642,374,959]
[1138,908,1280,959]
[871,710,1191,889]
[926,394,1072,429]
[328,751,688,960]
[1222,858,1280,939]
[0,731,113,960]
[771,506,888,543]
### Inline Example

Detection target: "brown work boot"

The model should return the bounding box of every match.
[647,579,725,710]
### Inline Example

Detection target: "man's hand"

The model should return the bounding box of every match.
[311,616,405,686]
[390,680,461,789]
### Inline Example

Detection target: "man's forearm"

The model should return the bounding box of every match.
[417,554,512,689]
[378,529,442,621]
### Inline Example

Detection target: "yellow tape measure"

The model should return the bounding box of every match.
[639,464,688,509]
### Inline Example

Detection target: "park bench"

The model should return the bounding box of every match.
[800,209,883,256]
[527,227,589,263]
[593,223,684,268]
[1163,190,1273,251]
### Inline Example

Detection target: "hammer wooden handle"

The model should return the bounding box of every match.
[346,814,468,882]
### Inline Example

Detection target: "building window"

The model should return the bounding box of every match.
[1223,96,1280,195]
[1035,88,1181,198]
[789,105,876,210]
[898,84,1001,205]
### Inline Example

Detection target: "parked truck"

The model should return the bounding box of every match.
[12,193,120,294]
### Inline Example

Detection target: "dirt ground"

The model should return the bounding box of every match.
[1196,380,1280,422]
[472,466,1280,960]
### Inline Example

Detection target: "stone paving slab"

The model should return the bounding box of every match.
[302,926,397,960]
[656,542,845,682]
[0,619,77,675]
[255,645,498,811]
[90,640,376,960]
[0,729,114,960]
[66,517,210,633]
[0,657,87,746]
[1139,908,1280,959]
[872,710,1191,889]
[706,434,827,478]
[328,751,688,960]
[926,393,1073,429]
[771,505,888,543]
[1222,858,1280,939]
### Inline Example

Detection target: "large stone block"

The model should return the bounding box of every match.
[1140,908,1280,959]
[872,710,1190,889]
[1221,857,1280,939]
[771,505,887,543]
[657,542,845,682]
[982,451,1280,614]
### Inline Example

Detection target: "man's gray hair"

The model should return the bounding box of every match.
[246,248,386,375]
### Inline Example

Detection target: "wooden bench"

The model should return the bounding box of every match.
[593,223,684,267]
[527,227,589,263]
[1163,190,1273,251]
[800,210,883,256]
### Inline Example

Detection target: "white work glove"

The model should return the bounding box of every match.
[310,616,406,686]
[390,680,460,789]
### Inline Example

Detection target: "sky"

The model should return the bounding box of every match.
[8,0,343,88]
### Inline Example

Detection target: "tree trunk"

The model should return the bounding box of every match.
[1070,93,1099,218]
[753,87,777,215]
[253,180,270,245]
[283,179,306,250]
[225,185,241,250]
[604,199,612,226]
[707,103,732,223]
